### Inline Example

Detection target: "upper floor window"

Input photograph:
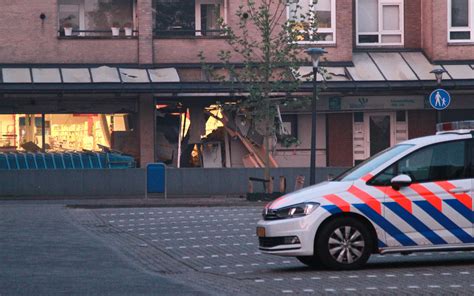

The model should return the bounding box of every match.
[288,0,336,44]
[153,0,226,37]
[58,0,135,37]
[449,0,473,42]
[356,0,404,46]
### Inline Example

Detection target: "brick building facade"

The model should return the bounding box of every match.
[0,0,473,169]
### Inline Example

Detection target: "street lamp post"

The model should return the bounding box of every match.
[430,68,446,124]
[305,48,326,186]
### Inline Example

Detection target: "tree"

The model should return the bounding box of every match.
[200,0,321,191]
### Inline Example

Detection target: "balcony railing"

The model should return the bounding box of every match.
[154,29,226,38]
[57,29,139,39]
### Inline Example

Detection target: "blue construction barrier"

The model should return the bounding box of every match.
[0,151,135,170]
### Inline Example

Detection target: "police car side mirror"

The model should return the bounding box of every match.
[391,174,412,191]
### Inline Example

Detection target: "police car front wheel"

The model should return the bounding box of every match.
[316,217,373,270]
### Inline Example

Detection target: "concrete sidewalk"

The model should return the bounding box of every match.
[67,195,267,209]
[1,195,268,209]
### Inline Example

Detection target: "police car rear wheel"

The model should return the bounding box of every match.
[316,217,373,270]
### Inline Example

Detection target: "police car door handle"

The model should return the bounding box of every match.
[448,187,469,194]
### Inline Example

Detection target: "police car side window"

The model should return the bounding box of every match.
[371,165,396,186]
[398,140,466,183]
[370,140,468,185]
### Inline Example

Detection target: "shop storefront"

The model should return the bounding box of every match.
[0,113,130,153]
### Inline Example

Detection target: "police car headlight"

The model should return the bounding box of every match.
[263,202,320,220]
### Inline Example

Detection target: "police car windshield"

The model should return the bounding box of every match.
[335,144,414,182]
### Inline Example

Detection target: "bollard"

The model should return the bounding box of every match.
[294,175,305,191]
[279,176,286,193]
[248,179,254,193]
[268,177,274,194]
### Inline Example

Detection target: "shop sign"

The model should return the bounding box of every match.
[328,96,423,111]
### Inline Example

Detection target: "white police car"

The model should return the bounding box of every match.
[257,121,473,270]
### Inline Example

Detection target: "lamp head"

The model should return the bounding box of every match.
[305,48,327,68]
[430,68,446,85]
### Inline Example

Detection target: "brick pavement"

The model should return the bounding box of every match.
[70,206,474,295]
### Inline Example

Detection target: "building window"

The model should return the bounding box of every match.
[448,0,473,42]
[58,0,135,37]
[356,0,404,46]
[288,0,336,44]
[153,0,226,37]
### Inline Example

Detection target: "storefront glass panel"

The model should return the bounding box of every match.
[0,114,129,152]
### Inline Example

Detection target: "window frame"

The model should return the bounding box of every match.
[286,0,337,45]
[57,0,137,38]
[368,139,471,186]
[153,0,226,38]
[448,0,474,43]
[355,0,404,47]
[195,0,227,36]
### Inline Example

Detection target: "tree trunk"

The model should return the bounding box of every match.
[263,99,271,193]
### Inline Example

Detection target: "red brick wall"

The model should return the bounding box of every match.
[137,0,153,65]
[0,0,350,65]
[404,0,421,48]
[0,0,139,64]
[408,110,436,139]
[421,0,474,61]
[327,113,353,167]
[421,0,434,58]
[332,0,353,62]
[154,0,353,64]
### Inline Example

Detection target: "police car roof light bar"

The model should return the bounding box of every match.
[436,120,474,134]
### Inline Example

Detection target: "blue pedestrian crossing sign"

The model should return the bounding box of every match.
[429,89,451,110]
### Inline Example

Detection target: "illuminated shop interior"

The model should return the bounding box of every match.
[0,114,128,152]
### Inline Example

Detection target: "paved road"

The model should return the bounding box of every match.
[71,206,474,295]
[0,203,209,296]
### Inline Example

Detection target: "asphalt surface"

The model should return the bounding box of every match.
[0,202,209,296]
[70,205,474,295]
[2,200,474,295]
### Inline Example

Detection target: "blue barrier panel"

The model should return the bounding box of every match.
[0,151,135,170]
[44,153,55,169]
[36,153,46,169]
[71,153,83,169]
[63,153,73,168]
[0,154,9,169]
[147,163,166,193]
[53,153,65,169]
[7,154,18,169]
